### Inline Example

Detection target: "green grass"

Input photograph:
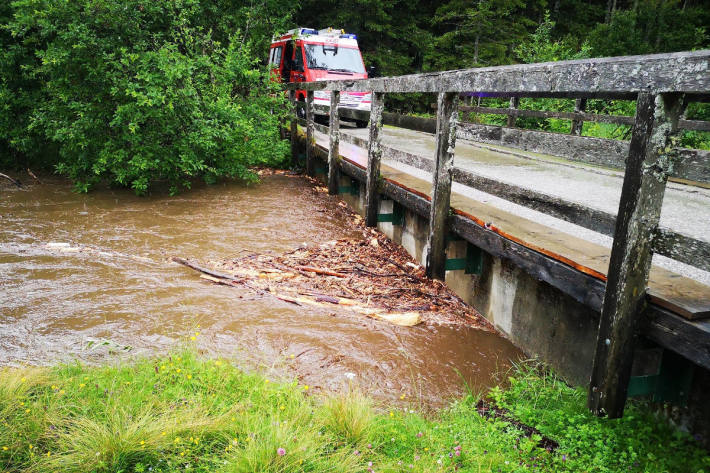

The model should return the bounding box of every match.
[1,351,707,472]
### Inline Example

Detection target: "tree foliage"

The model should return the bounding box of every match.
[1,0,291,194]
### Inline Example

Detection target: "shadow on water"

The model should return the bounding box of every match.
[0,174,523,406]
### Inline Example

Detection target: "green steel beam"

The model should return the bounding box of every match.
[445,242,483,275]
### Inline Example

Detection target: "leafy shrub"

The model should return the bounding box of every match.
[2,0,289,194]
[490,363,710,473]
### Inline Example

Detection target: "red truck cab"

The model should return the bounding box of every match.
[269,27,371,127]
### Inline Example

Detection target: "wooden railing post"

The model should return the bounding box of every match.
[571,98,587,135]
[306,90,315,176]
[507,97,519,128]
[328,90,340,195]
[289,90,298,167]
[426,92,459,280]
[365,92,385,227]
[588,92,685,418]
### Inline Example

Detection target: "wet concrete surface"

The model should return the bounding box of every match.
[0,175,522,406]
[344,125,710,286]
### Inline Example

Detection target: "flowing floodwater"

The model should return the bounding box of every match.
[0,175,522,405]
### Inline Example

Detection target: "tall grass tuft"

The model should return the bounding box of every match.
[37,406,231,472]
[319,387,374,447]
[223,411,361,473]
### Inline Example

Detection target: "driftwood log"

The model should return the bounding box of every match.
[0,172,23,188]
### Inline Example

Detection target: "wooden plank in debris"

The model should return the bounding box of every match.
[328,91,341,195]
[365,92,385,227]
[588,92,685,419]
[426,92,458,280]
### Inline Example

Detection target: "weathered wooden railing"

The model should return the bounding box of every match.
[445,97,710,134]
[286,50,710,418]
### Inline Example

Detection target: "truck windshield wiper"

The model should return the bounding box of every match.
[327,68,355,74]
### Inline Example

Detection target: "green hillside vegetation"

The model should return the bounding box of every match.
[1,0,709,192]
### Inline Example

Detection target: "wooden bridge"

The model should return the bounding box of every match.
[285,50,710,420]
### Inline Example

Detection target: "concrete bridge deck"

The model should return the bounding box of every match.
[304,122,710,321]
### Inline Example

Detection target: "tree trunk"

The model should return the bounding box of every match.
[473,35,479,65]
[605,0,613,23]
[655,3,664,50]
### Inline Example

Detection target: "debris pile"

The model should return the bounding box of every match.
[174,233,489,329]
[173,180,491,329]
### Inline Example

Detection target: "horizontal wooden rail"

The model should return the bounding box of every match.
[465,104,635,125]
[371,113,710,185]
[456,122,710,184]
[454,106,710,132]
[286,50,710,98]
[653,229,710,273]
[645,304,710,371]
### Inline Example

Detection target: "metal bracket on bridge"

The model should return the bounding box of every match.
[377,201,403,225]
[338,184,360,196]
[627,348,694,405]
[445,241,483,275]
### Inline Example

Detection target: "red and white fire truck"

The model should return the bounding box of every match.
[269,27,371,127]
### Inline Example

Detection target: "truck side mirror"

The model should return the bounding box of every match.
[367,66,379,78]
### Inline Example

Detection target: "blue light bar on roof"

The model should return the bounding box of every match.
[340,34,357,39]
[300,28,318,35]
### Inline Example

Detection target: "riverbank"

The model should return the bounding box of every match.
[2,349,706,473]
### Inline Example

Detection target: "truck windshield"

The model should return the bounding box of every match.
[305,45,365,73]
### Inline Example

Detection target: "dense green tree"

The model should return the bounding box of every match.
[428,0,534,70]
[293,0,435,77]
[2,0,290,194]
[585,0,708,57]
[0,2,52,171]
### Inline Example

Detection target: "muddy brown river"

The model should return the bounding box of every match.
[0,175,522,405]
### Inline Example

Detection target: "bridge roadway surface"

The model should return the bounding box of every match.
[305,122,710,320]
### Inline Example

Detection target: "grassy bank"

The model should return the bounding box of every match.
[1,350,707,473]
